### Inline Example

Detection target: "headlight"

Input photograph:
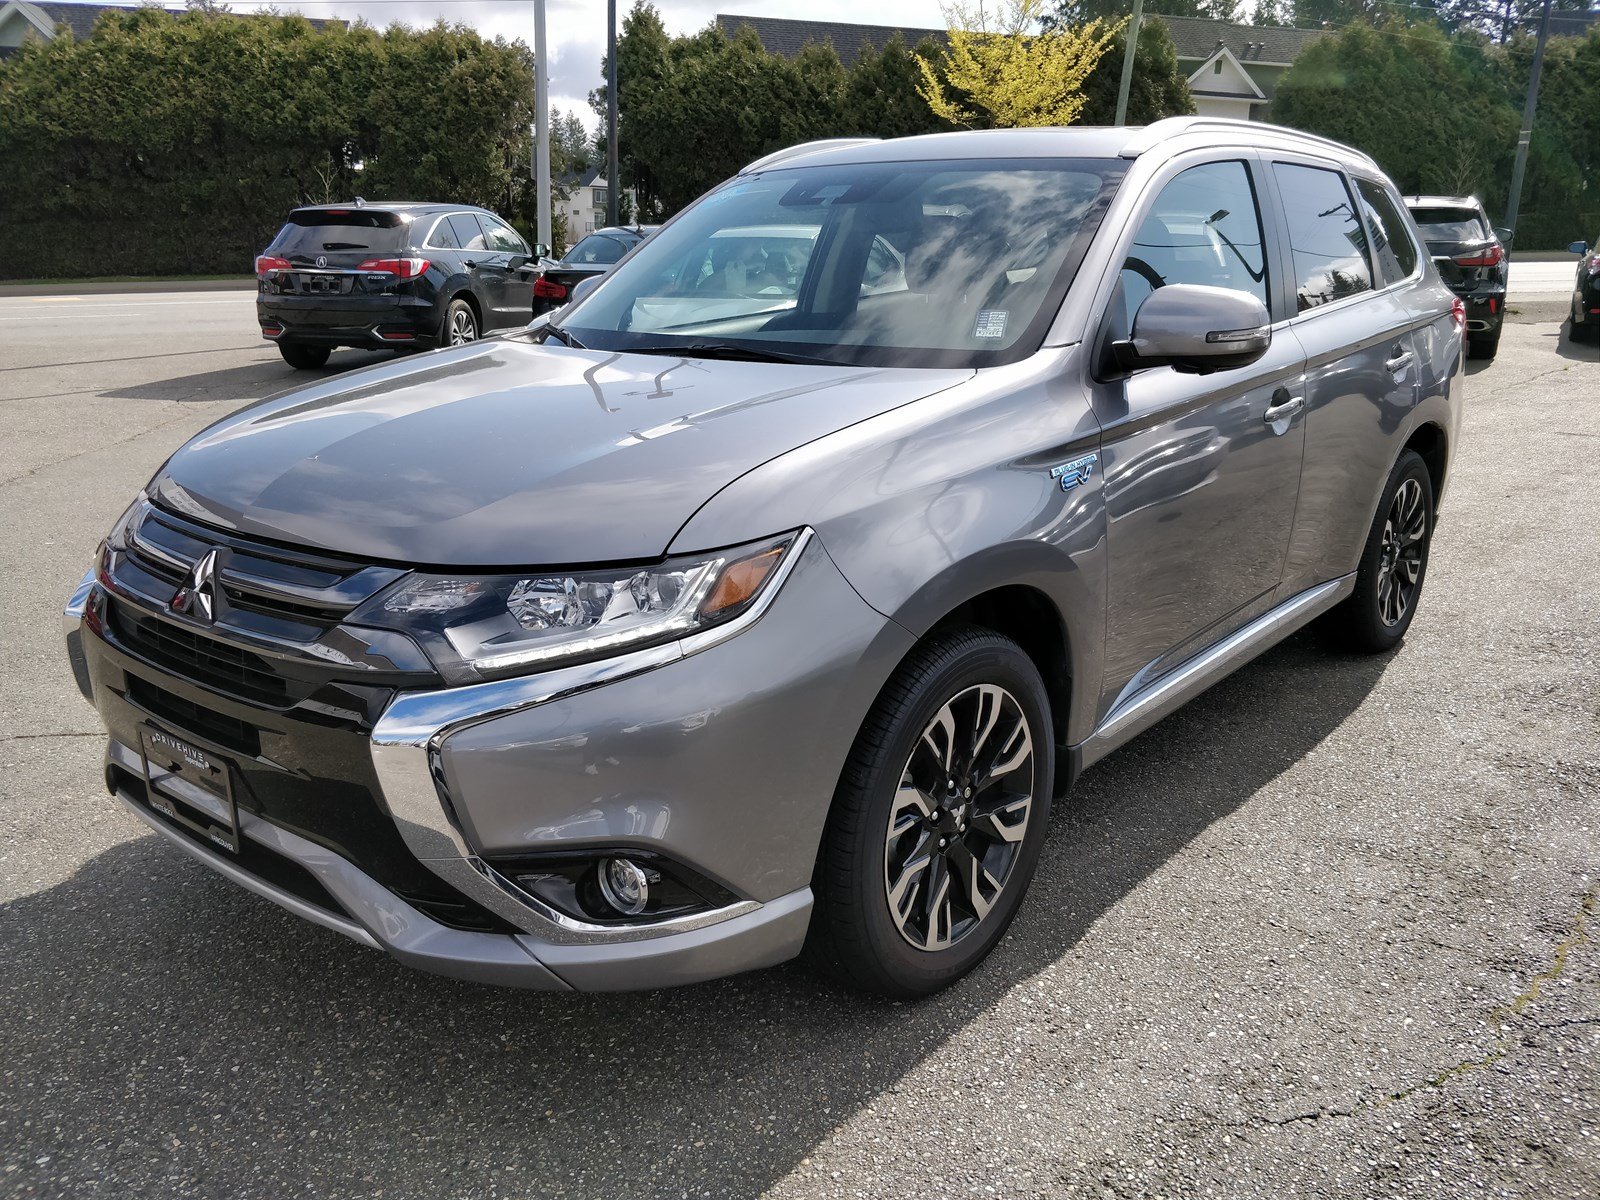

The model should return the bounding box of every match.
[351,531,803,680]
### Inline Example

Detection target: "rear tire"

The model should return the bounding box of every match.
[1467,330,1500,360]
[443,298,478,346]
[806,627,1054,999]
[278,342,331,370]
[1323,449,1434,654]
[1572,311,1599,344]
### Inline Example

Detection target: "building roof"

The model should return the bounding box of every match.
[715,12,1327,69]
[22,1,344,41]
[1158,15,1324,65]
[715,13,942,65]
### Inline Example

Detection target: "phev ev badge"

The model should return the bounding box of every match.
[170,549,223,623]
[1049,452,1099,492]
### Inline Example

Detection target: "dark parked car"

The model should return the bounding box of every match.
[68,120,1463,998]
[1403,195,1508,361]
[255,202,549,369]
[531,226,657,316]
[1568,234,1600,343]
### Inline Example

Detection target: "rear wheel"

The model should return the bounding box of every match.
[807,627,1054,999]
[1323,449,1434,654]
[444,298,478,346]
[277,342,331,370]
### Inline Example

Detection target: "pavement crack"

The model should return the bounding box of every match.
[0,407,201,491]
[1379,884,1598,1106]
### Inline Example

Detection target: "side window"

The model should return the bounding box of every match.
[1272,163,1373,311]
[427,216,459,250]
[447,213,487,252]
[1354,178,1418,286]
[480,215,528,255]
[1121,160,1268,328]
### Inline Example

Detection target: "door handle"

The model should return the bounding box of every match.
[1385,346,1414,373]
[463,259,478,270]
[1263,389,1304,426]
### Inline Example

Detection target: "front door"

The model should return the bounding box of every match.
[477,213,537,328]
[1089,156,1307,715]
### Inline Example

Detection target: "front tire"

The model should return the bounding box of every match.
[277,342,331,370]
[1324,449,1434,654]
[807,627,1054,999]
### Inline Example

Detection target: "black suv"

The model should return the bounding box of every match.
[1403,195,1508,361]
[1569,233,1600,343]
[256,203,549,369]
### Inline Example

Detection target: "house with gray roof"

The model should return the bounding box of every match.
[714,12,1326,122]
[0,0,345,59]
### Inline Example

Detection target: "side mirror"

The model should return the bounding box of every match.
[532,243,551,260]
[569,275,602,307]
[1113,284,1272,375]
[1570,240,1590,256]
[1493,226,1514,244]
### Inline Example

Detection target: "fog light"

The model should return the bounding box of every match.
[598,857,649,916]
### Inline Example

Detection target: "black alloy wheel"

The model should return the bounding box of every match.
[1324,449,1435,653]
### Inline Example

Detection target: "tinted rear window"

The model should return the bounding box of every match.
[270,210,409,255]
[565,234,633,265]
[1409,207,1488,242]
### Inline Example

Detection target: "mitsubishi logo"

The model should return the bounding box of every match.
[170,549,222,623]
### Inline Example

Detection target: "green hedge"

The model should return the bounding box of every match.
[0,10,534,279]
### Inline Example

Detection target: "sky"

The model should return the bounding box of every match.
[226,0,952,132]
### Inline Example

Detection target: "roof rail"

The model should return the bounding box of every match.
[739,138,881,175]
[1119,117,1378,169]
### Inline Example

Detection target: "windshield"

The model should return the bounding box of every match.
[565,233,633,265]
[557,158,1126,367]
[270,210,409,255]
[1409,207,1488,244]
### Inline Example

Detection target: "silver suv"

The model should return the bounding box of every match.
[65,119,1464,997]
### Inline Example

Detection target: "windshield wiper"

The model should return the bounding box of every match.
[627,341,841,366]
[543,324,587,349]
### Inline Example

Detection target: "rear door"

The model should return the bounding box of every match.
[1268,159,1424,596]
[1089,154,1309,711]
[446,212,495,323]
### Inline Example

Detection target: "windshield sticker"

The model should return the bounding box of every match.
[973,310,1008,340]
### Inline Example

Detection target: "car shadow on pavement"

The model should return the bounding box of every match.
[1550,321,1600,364]
[0,630,1392,1198]
[99,349,394,403]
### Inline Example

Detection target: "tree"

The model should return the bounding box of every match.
[1045,0,1242,25]
[1078,15,1195,124]
[549,107,593,176]
[916,0,1121,128]
[842,35,951,138]
[1270,19,1518,200]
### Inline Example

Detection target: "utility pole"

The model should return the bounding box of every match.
[1113,0,1144,127]
[533,0,551,255]
[1503,0,1554,242]
[606,0,620,227]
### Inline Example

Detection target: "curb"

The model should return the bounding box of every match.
[0,279,256,298]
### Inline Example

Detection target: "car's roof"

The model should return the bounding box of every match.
[740,118,1380,176]
[1403,195,1484,209]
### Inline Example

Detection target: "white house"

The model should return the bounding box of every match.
[553,165,639,241]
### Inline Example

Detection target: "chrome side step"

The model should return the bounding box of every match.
[1074,575,1355,773]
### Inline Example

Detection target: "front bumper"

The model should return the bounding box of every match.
[65,536,910,990]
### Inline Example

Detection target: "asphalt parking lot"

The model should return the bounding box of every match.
[2,291,1597,1200]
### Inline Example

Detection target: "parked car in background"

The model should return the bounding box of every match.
[67,119,1463,999]
[1403,195,1508,361]
[255,202,549,369]
[1568,234,1600,343]
[531,225,658,316]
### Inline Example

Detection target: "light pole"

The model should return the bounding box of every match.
[606,0,619,227]
[533,0,551,255]
[1113,0,1144,127]
[1503,0,1555,243]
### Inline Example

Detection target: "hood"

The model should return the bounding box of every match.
[150,338,970,567]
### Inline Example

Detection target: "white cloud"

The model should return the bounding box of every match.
[227,0,950,132]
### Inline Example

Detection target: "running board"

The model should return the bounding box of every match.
[1073,575,1355,774]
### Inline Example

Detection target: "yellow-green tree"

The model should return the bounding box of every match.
[916,0,1120,128]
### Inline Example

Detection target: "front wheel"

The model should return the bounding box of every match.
[1323,449,1434,654]
[806,627,1054,998]
[277,342,331,370]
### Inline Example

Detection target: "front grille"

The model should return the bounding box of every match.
[125,675,261,758]
[110,599,291,706]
